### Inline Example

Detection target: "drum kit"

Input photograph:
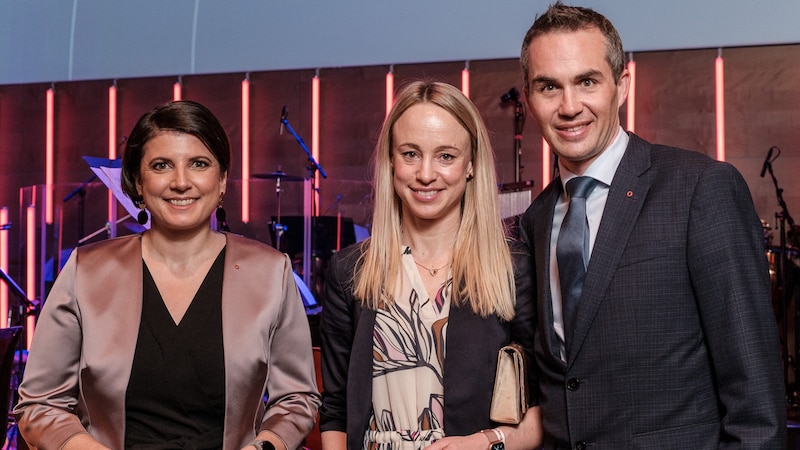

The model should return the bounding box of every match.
[764,219,800,285]
[252,169,356,318]
[763,218,800,403]
[253,170,306,252]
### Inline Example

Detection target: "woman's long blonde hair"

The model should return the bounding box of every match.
[354,80,516,320]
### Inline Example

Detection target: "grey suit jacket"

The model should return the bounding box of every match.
[519,133,786,449]
[14,233,321,450]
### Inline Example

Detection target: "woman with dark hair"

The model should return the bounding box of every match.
[318,82,542,450]
[14,100,320,450]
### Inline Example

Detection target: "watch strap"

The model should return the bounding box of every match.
[480,428,505,450]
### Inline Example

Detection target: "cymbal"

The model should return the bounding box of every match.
[252,171,306,182]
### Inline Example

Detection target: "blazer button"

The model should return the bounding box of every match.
[566,378,580,391]
[575,441,587,450]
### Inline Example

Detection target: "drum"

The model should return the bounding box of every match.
[767,245,800,328]
[767,245,800,281]
[762,219,773,246]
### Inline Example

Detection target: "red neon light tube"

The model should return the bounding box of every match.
[626,59,636,133]
[173,80,182,101]
[0,207,8,327]
[241,78,251,223]
[715,54,726,162]
[45,88,54,225]
[542,138,551,190]
[312,75,320,216]
[461,67,470,98]
[108,84,118,224]
[26,205,36,346]
[385,71,394,117]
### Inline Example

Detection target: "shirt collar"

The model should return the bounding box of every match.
[558,126,629,188]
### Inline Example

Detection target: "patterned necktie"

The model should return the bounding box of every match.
[557,176,599,351]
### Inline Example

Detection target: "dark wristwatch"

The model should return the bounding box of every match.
[251,440,276,450]
[481,428,505,450]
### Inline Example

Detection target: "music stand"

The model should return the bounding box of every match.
[499,180,535,240]
[79,157,147,244]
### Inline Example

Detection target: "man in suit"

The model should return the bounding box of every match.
[518,2,786,448]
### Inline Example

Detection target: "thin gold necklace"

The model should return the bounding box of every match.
[413,259,450,277]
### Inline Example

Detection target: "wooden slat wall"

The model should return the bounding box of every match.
[0,44,798,276]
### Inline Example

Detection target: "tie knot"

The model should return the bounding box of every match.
[565,176,599,199]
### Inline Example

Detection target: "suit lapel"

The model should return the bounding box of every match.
[567,134,652,365]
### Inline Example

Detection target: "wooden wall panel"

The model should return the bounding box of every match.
[1,44,799,284]
[0,83,48,272]
[317,65,385,227]
[51,80,109,251]
[245,69,317,247]
[724,45,800,227]
[470,58,541,187]
[634,48,718,157]
[393,61,463,89]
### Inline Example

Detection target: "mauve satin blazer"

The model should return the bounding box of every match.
[14,233,321,450]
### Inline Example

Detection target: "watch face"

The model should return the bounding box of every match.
[491,443,505,450]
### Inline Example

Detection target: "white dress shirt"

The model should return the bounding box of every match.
[549,127,629,361]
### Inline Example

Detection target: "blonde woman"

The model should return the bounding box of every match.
[319,81,542,450]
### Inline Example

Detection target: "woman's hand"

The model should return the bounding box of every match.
[426,432,491,450]
[427,405,543,450]
[61,433,110,450]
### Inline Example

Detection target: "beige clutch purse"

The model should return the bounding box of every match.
[489,343,529,424]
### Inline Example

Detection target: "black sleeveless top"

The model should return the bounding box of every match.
[124,248,226,449]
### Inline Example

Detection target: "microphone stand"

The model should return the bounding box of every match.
[78,214,132,246]
[63,174,98,245]
[0,266,40,445]
[501,87,526,183]
[513,97,525,183]
[765,159,799,404]
[280,114,328,295]
[0,267,39,320]
[280,117,328,182]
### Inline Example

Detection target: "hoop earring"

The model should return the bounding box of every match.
[137,203,149,225]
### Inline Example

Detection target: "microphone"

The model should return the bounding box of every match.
[501,87,520,103]
[760,146,775,178]
[279,106,288,135]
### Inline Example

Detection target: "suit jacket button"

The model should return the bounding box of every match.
[567,378,580,391]
[575,441,587,450]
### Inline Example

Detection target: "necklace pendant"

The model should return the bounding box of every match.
[429,268,437,277]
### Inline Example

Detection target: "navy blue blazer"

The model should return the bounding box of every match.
[520,133,786,449]
[318,240,537,450]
